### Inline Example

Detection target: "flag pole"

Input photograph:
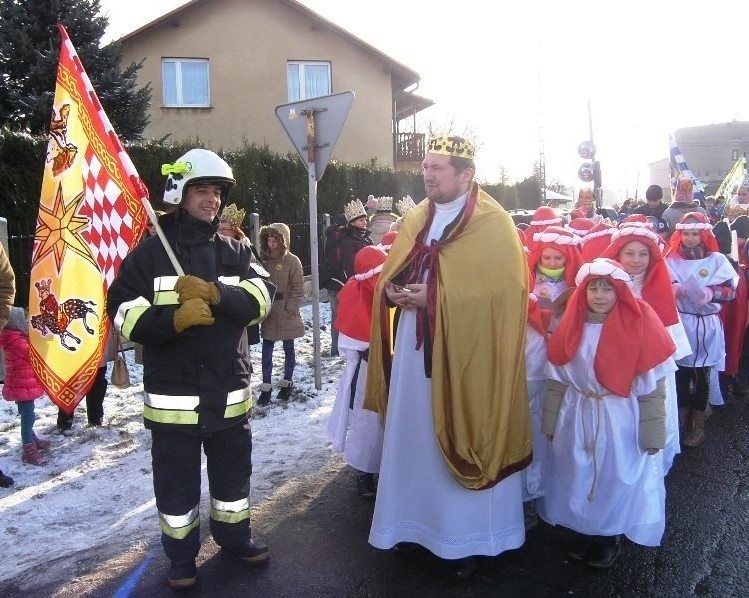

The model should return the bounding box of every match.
[139,198,185,276]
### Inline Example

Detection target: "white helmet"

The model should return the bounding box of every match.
[161,148,236,205]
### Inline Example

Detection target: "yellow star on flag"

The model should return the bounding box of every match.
[34,182,96,272]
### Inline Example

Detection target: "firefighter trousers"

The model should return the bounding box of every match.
[151,422,253,563]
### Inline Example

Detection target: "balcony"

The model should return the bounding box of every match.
[395,132,425,163]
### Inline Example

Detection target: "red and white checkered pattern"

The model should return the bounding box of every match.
[80,146,138,287]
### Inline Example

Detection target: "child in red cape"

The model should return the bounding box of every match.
[528,226,582,330]
[665,212,738,447]
[327,245,388,498]
[538,258,676,569]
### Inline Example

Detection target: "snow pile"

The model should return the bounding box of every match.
[0,304,343,583]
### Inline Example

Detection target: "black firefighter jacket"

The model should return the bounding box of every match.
[107,211,274,434]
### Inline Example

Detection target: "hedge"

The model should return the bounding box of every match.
[0,129,539,306]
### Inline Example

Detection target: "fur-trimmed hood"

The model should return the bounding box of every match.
[5,306,27,332]
[259,223,290,259]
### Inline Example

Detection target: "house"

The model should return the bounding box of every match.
[118,0,433,169]
[672,122,749,194]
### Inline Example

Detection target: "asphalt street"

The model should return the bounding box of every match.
[4,393,749,598]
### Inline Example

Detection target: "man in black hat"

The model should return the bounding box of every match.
[634,184,668,234]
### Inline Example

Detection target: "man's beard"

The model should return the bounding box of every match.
[426,186,454,204]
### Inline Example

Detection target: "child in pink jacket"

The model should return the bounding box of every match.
[0,307,50,465]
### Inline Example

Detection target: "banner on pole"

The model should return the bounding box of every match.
[715,154,746,201]
[29,24,147,413]
[669,134,706,202]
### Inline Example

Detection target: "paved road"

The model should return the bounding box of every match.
[4,394,749,597]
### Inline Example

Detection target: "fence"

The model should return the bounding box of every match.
[7,222,34,309]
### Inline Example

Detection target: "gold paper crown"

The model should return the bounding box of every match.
[579,188,595,201]
[344,199,367,223]
[376,196,394,212]
[220,203,246,227]
[396,195,416,216]
[427,135,476,159]
[725,204,749,220]
[675,177,694,201]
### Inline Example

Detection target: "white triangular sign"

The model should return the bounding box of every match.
[275,91,355,180]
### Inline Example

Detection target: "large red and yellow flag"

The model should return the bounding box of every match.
[29,24,147,413]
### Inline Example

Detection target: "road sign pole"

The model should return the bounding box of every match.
[305,110,322,390]
[275,91,355,393]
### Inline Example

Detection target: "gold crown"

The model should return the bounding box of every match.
[220,203,246,227]
[675,177,694,200]
[427,135,476,159]
[344,199,367,223]
[579,188,595,201]
[396,195,416,216]
[376,196,394,211]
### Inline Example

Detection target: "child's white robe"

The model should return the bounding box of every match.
[538,322,676,546]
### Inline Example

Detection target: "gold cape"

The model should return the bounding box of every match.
[364,184,532,490]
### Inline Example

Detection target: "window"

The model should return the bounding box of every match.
[287,61,331,102]
[162,59,210,107]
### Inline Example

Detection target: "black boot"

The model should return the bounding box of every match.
[222,538,270,565]
[256,383,272,407]
[452,556,479,580]
[0,469,13,488]
[735,379,749,401]
[585,535,621,569]
[719,373,736,403]
[523,500,539,532]
[393,542,422,555]
[277,380,293,401]
[167,559,197,590]
[567,532,593,561]
[356,472,376,499]
[57,409,74,435]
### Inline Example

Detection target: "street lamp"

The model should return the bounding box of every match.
[577,139,602,208]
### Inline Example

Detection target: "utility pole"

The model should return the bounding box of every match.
[588,99,602,208]
[537,58,547,204]
[577,99,601,209]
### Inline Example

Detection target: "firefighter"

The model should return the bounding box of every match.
[107,148,274,590]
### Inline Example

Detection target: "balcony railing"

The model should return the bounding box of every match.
[395,132,425,162]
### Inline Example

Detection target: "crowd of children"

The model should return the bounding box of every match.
[520,177,739,568]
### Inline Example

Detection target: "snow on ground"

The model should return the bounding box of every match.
[0,303,345,583]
